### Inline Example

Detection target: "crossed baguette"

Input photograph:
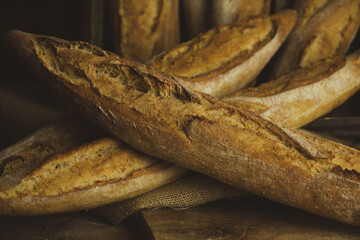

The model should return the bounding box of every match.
[2,29,360,227]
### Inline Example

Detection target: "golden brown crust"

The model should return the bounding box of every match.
[114,0,180,63]
[0,161,186,215]
[0,114,188,215]
[149,15,276,82]
[230,56,346,98]
[226,51,360,128]
[0,138,171,195]
[8,30,360,225]
[0,135,187,215]
[272,0,360,78]
[148,10,297,97]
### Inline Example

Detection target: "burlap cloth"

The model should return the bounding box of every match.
[93,173,248,225]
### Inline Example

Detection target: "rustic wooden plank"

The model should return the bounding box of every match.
[0,211,137,240]
[139,196,360,240]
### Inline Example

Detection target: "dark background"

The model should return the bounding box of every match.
[1,1,85,84]
[0,1,84,148]
[0,1,116,148]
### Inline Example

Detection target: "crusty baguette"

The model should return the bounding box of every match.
[114,0,180,63]
[225,51,360,128]
[0,114,187,215]
[0,136,187,215]
[148,10,297,97]
[271,0,360,79]
[8,30,360,225]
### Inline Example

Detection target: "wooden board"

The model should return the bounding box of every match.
[139,196,360,240]
[0,211,137,240]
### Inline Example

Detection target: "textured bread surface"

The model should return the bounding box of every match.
[231,56,346,98]
[148,10,297,97]
[1,139,158,197]
[150,16,274,80]
[0,136,187,215]
[272,0,360,78]
[0,115,188,215]
[226,51,360,128]
[8,30,360,225]
[114,0,179,63]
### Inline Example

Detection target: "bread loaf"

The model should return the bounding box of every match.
[148,10,297,97]
[114,0,180,63]
[271,0,360,78]
[8,30,360,225]
[225,51,360,128]
[0,115,187,215]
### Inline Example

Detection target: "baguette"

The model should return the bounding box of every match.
[148,10,297,97]
[114,0,180,63]
[271,0,360,78]
[8,30,360,225]
[0,115,187,215]
[225,51,360,128]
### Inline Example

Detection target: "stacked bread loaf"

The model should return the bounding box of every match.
[113,0,180,63]
[2,1,360,228]
[271,0,360,79]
